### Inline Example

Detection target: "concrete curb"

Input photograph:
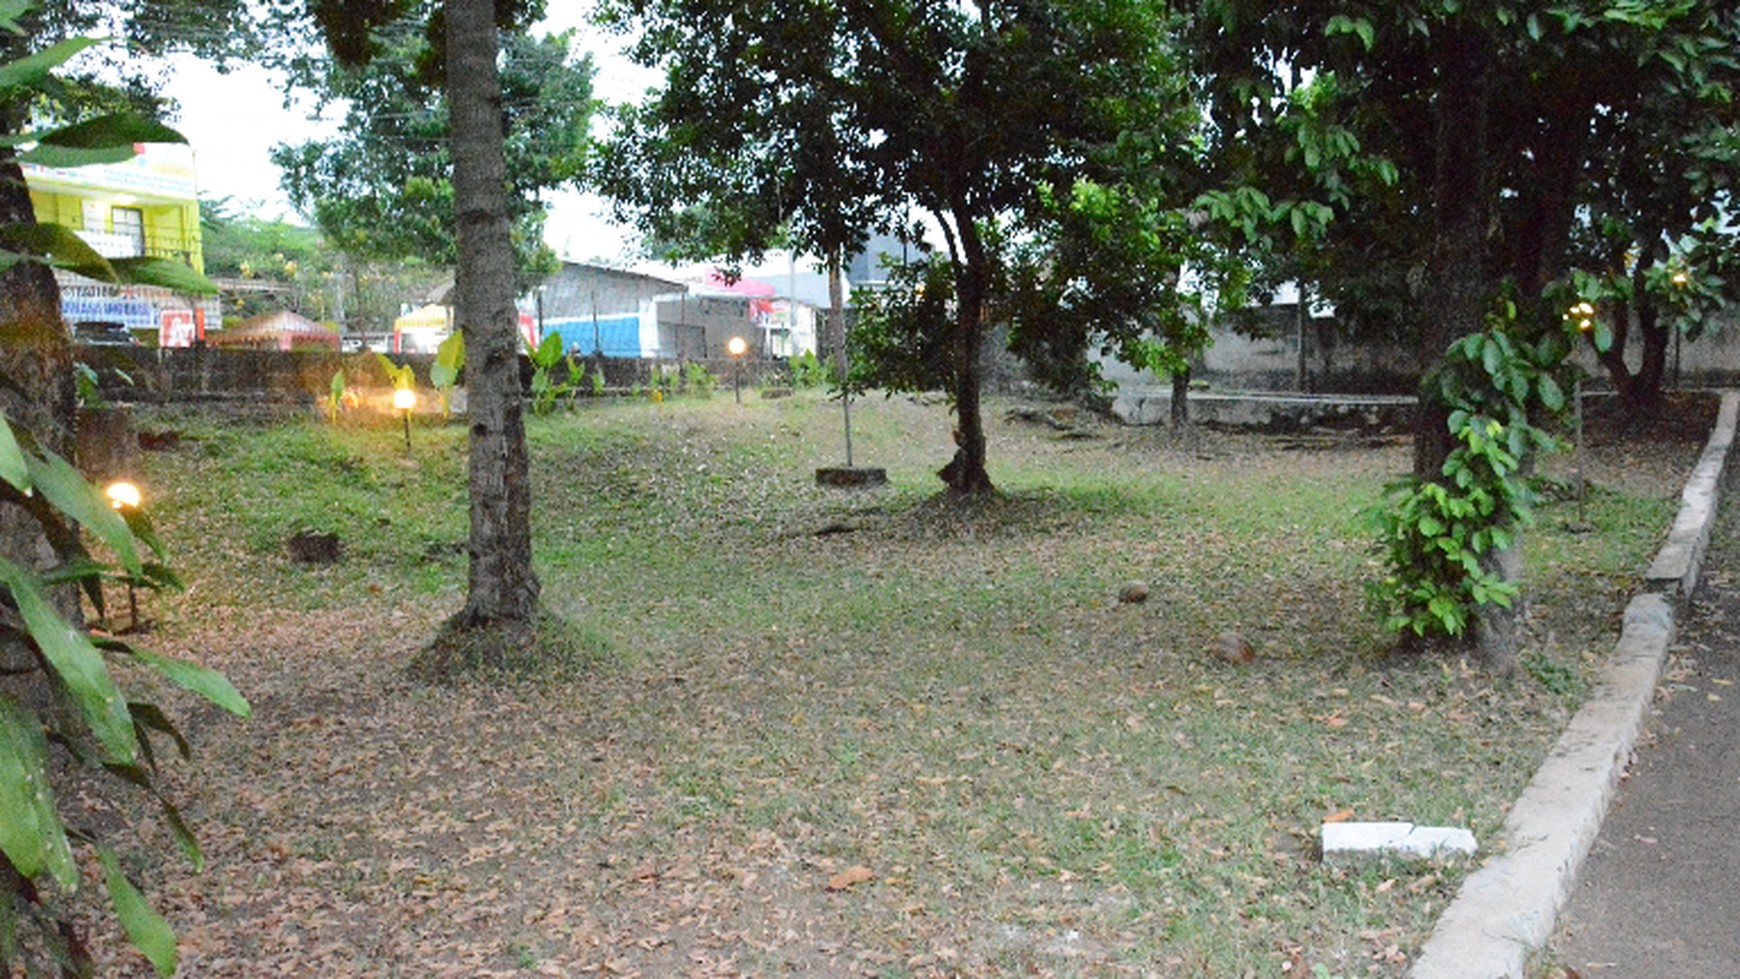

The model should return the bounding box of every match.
[1408,390,1740,979]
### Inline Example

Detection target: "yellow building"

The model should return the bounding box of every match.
[25,142,203,274]
[24,143,216,345]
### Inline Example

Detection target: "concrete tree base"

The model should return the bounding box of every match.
[815,466,887,488]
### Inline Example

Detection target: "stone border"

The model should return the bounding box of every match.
[1408,390,1740,979]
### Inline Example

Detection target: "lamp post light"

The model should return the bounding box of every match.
[727,335,748,404]
[393,386,416,452]
[105,480,143,631]
[1567,301,1597,529]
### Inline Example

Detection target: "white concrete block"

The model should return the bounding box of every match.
[1321,821,1477,865]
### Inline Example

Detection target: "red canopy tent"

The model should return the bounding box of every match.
[208,310,339,352]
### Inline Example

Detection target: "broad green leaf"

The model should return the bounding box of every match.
[0,696,75,886]
[0,223,115,282]
[432,332,465,388]
[97,847,177,977]
[19,142,138,168]
[0,417,28,492]
[110,257,218,295]
[1538,373,1565,411]
[0,36,101,94]
[35,112,185,150]
[129,648,251,718]
[0,557,138,764]
[101,762,203,869]
[129,702,191,763]
[23,447,141,574]
[0,0,31,33]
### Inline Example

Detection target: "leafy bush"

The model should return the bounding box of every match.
[787,350,831,389]
[1370,306,1572,639]
[681,361,717,396]
[525,333,576,415]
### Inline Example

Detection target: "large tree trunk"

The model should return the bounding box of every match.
[0,121,80,651]
[939,215,993,496]
[1414,27,1493,481]
[1412,27,1520,673]
[433,0,541,662]
[1629,298,1671,417]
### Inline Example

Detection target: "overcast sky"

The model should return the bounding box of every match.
[159,13,658,264]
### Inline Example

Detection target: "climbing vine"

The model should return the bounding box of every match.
[1371,302,1575,639]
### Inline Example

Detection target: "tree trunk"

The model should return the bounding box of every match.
[0,123,80,644]
[1170,367,1191,427]
[1414,27,1493,481]
[938,216,993,496]
[434,0,541,661]
[1628,298,1671,418]
[1412,27,1519,673]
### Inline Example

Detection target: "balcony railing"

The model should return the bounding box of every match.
[74,228,199,268]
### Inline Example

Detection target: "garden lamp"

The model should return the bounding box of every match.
[727,335,748,403]
[393,386,416,452]
[104,480,143,630]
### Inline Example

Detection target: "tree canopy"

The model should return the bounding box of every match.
[272,14,593,285]
[1182,0,1740,418]
[598,0,1224,494]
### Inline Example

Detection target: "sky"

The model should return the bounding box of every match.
[159,14,659,265]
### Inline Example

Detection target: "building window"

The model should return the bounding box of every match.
[111,207,144,257]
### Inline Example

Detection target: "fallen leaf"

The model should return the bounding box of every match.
[1323,808,1355,823]
[825,865,874,891]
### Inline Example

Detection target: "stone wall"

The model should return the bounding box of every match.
[77,344,788,411]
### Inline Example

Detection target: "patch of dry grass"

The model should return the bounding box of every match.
[73,389,1709,977]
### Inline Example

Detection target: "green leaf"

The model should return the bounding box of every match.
[0,223,116,281]
[0,696,75,886]
[0,557,138,764]
[0,0,31,33]
[110,257,218,295]
[1325,14,1376,51]
[36,112,185,150]
[129,701,191,765]
[128,648,251,718]
[20,142,137,168]
[0,35,101,94]
[23,446,141,575]
[1537,373,1565,412]
[1480,335,1502,377]
[0,417,28,492]
[96,846,178,977]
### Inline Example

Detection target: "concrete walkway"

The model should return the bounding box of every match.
[1546,522,1740,976]
[1407,391,1740,979]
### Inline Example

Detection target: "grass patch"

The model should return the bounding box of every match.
[90,390,1709,978]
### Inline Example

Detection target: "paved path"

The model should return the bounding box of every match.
[1546,492,1740,977]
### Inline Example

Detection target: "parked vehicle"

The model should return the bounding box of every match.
[71,321,140,346]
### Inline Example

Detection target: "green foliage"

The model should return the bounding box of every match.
[326,368,345,422]
[375,353,416,395]
[0,4,214,294]
[601,0,1207,487]
[1370,307,1572,638]
[273,14,593,284]
[680,361,716,397]
[787,350,831,389]
[0,406,249,977]
[431,332,464,418]
[848,255,957,397]
[525,333,574,416]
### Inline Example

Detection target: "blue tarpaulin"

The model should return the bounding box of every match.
[545,315,642,358]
